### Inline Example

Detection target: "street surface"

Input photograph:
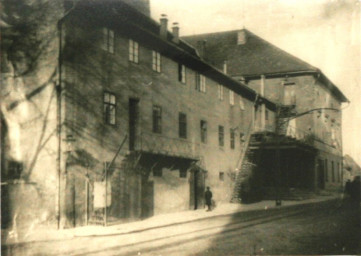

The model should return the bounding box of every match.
[2,199,360,255]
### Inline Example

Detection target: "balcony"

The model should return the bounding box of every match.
[134,131,201,160]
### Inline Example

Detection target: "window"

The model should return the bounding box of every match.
[218,84,224,100]
[152,51,161,72]
[104,92,116,125]
[240,132,245,143]
[200,120,207,143]
[284,82,296,105]
[129,39,139,63]
[331,161,335,182]
[325,159,328,182]
[239,98,245,110]
[179,112,187,139]
[230,129,235,149]
[218,125,224,147]
[178,64,186,83]
[196,73,206,92]
[7,161,23,180]
[265,110,269,121]
[180,169,187,178]
[229,90,234,105]
[219,172,224,181]
[152,105,162,133]
[101,27,114,53]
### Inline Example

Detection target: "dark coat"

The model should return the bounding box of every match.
[205,190,212,205]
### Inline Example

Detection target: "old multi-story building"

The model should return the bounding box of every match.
[1,0,276,229]
[183,29,349,200]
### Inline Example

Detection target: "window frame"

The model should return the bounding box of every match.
[230,129,235,149]
[103,92,116,125]
[101,27,114,54]
[218,125,224,147]
[152,51,161,72]
[200,120,207,143]
[152,105,162,133]
[178,112,187,139]
[178,64,186,84]
[129,39,139,63]
[229,90,234,106]
[196,73,206,92]
[218,84,224,100]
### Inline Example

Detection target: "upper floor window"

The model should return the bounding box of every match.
[218,125,224,147]
[152,105,162,133]
[152,51,161,72]
[229,90,234,105]
[218,84,224,100]
[179,112,187,139]
[230,129,235,149]
[284,82,296,105]
[265,110,269,121]
[200,120,207,143]
[104,92,116,125]
[196,73,206,92]
[129,39,139,63]
[101,27,114,54]
[178,64,186,84]
[239,98,245,110]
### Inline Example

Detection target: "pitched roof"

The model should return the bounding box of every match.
[182,29,317,76]
[182,29,348,102]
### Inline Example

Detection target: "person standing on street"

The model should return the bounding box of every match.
[205,186,213,211]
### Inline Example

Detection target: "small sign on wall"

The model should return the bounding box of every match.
[94,181,111,208]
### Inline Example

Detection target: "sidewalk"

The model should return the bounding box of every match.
[3,193,342,246]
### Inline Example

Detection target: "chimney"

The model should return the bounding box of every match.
[160,14,168,39]
[237,30,247,45]
[196,40,206,58]
[172,22,180,44]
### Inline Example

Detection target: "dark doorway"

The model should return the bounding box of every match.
[190,169,205,210]
[141,177,154,218]
[129,98,140,151]
[317,159,325,189]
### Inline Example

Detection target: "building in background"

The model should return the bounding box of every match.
[183,29,349,200]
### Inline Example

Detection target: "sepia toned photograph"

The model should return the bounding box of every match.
[1,0,360,255]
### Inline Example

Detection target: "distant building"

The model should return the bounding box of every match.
[183,29,348,199]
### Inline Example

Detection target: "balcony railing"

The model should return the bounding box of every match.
[135,131,201,160]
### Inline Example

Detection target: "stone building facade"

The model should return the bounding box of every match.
[183,29,348,196]
[1,0,276,229]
